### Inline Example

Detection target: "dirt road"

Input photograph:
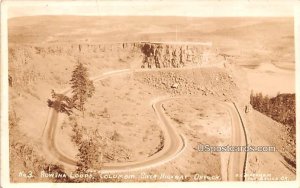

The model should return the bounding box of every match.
[43,69,247,180]
[43,69,186,173]
[219,102,247,181]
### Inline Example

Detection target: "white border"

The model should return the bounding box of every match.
[1,0,299,188]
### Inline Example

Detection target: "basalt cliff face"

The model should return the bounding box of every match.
[9,43,141,59]
[140,42,217,69]
[9,41,225,70]
[8,42,228,92]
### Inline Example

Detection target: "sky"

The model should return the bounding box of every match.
[3,0,298,19]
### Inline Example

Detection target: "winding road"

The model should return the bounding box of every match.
[43,69,247,180]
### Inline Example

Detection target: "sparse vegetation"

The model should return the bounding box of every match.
[47,89,73,116]
[69,117,103,172]
[70,121,83,145]
[47,60,95,117]
[8,16,296,182]
[9,109,19,129]
[9,109,71,183]
[70,61,95,117]
[76,138,102,172]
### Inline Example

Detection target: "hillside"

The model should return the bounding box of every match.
[8,16,294,70]
[7,16,295,182]
[250,93,296,137]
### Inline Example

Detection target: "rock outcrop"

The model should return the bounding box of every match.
[140,42,213,69]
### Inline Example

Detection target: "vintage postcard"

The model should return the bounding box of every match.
[1,0,299,187]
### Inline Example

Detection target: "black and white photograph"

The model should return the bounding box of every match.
[1,0,298,187]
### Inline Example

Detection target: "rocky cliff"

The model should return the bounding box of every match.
[140,42,217,68]
[8,42,227,91]
[9,41,225,70]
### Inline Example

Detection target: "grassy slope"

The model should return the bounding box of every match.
[7,16,295,181]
